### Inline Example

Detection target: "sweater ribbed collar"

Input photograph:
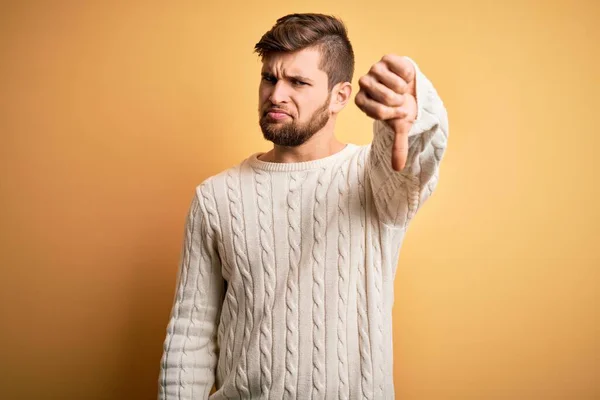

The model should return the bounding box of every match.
[247,143,359,172]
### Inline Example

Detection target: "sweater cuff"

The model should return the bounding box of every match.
[403,56,442,138]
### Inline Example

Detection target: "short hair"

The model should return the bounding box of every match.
[254,13,355,90]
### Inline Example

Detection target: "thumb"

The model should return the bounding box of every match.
[392,120,411,171]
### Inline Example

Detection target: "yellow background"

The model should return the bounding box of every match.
[1,1,598,399]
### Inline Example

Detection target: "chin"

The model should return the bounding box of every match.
[260,127,309,147]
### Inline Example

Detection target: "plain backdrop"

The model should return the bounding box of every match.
[1,1,599,399]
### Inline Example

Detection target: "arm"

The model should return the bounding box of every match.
[360,56,449,228]
[158,185,225,399]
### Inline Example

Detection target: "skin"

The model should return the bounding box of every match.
[258,48,417,171]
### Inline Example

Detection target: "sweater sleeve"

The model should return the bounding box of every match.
[158,185,225,399]
[367,56,449,229]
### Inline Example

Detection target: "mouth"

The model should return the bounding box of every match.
[265,109,291,121]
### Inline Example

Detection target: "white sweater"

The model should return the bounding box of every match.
[158,57,449,400]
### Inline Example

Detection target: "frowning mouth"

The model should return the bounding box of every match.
[264,108,292,120]
[267,111,290,120]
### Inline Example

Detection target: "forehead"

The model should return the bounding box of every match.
[261,47,326,79]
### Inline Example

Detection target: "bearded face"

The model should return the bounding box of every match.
[258,48,332,147]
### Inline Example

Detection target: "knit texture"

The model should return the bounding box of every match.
[159,57,449,400]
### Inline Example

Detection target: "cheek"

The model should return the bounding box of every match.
[258,86,269,103]
[297,99,317,119]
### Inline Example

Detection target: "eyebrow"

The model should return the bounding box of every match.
[261,71,314,83]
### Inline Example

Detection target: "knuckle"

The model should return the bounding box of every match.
[395,79,407,92]
[382,91,394,104]
[382,53,399,64]
[398,93,406,104]
[355,93,363,106]
[374,103,386,118]
[370,62,383,75]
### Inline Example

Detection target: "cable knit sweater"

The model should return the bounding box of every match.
[158,57,449,400]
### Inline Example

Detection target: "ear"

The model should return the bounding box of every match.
[329,82,353,115]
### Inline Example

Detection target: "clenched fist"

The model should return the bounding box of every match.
[355,54,417,171]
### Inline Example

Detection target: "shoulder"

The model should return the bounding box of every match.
[192,156,253,204]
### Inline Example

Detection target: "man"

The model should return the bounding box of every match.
[159,12,448,400]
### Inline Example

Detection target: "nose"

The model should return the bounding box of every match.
[269,80,290,105]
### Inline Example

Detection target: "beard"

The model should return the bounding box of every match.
[259,97,331,147]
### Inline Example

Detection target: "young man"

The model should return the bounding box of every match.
[159,13,448,400]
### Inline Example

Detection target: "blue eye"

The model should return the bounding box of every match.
[293,80,307,86]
